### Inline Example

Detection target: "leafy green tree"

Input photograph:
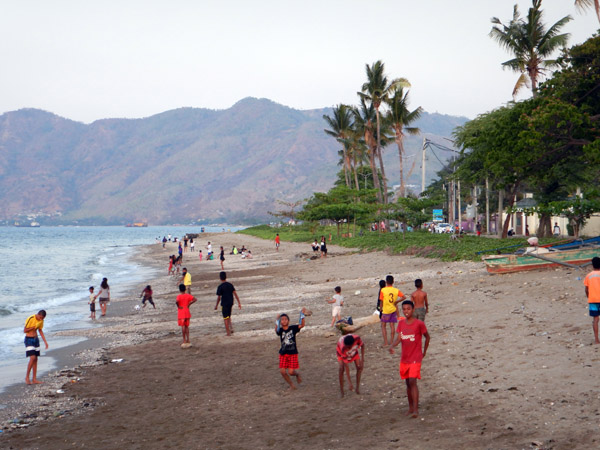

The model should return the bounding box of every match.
[490,0,572,96]
[385,86,423,198]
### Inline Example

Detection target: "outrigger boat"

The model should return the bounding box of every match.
[483,246,600,274]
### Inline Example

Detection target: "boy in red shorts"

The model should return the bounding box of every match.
[389,300,430,418]
[275,311,307,390]
[336,334,364,397]
[584,256,600,344]
[176,283,197,348]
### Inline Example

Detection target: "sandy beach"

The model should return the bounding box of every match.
[1,232,599,449]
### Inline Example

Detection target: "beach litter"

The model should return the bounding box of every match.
[111,359,124,363]
[56,389,65,394]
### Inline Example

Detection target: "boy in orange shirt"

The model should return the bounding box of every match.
[176,284,197,347]
[24,310,48,384]
[379,275,406,346]
[584,257,600,344]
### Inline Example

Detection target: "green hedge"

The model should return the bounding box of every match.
[238,225,562,262]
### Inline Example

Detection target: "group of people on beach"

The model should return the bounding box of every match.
[310,236,328,258]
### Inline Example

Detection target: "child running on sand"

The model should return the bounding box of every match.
[327,286,344,327]
[215,271,241,336]
[24,310,48,384]
[389,300,430,418]
[176,284,197,348]
[275,233,280,251]
[379,275,406,346]
[584,256,600,344]
[140,285,156,309]
[411,279,428,321]
[336,334,364,397]
[88,286,96,320]
[219,246,225,270]
[275,309,310,390]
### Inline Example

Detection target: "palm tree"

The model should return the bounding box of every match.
[323,105,354,187]
[575,0,600,21]
[352,99,382,202]
[358,61,408,203]
[490,0,572,97]
[385,86,423,198]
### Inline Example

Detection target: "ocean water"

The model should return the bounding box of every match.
[0,225,242,392]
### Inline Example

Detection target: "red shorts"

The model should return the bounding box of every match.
[337,354,360,363]
[178,317,190,327]
[399,362,421,380]
[279,354,299,369]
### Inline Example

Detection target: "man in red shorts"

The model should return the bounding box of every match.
[389,300,430,418]
[275,312,306,390]
[176,283,197,348]
[336,334,364,397]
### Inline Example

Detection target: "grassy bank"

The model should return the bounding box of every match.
[238,224,562,261]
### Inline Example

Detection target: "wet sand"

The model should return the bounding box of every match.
[1,233,599,449]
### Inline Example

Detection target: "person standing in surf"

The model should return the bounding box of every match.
[24,310,48,384]
[95,278,110,317]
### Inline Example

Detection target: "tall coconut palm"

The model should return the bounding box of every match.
[358,61,408,203]
[575,0,600,21]
[385,86,423,198]
[490,0,572,97]
[352,99,382,202]
[323,105,354,187]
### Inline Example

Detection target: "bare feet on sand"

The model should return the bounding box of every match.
[296,373,302,384]
[26,379,42,385]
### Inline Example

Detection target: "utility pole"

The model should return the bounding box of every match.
[457,180,461,230]
[421,138,427,195]
[485,178,490,234]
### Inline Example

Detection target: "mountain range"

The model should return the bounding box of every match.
[0,98,467,225]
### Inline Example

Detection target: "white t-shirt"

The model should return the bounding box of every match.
[207,244,212,253]
[333,294,343,307]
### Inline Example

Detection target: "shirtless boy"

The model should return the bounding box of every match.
[411,279,429,321]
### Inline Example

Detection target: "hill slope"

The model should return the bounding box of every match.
[0,98,467,224]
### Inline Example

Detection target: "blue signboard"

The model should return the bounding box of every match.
[432,209,443,221]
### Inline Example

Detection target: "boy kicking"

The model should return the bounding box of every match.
[584,256,600,344]
[176,284,197,348]
[24,310,48,384]
[275,310,308,390]
[389,300,430,418]
[380,275,406,346]
[336,334,364,397]
[215,271,242,336]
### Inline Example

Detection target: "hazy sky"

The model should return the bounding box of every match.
[1,0,598,123]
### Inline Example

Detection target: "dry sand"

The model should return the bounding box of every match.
[1,233,600,450]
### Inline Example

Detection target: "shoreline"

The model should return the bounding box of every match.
[2,233,600,448]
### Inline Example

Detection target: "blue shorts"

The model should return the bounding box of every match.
[590,303,600,317]
[25,336,40,357]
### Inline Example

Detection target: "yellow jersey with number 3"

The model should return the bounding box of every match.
[380,286,402,314]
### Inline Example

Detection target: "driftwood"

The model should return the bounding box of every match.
[336,313,380,335]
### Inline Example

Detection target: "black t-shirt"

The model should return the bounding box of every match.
[277,324,300,355]
[216,281,235,307]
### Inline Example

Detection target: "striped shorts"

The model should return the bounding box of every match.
[25,336,40,357]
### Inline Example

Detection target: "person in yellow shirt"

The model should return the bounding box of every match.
[180,267,192,294]
[379,275,406,346]
[584,257,600,344]
[24,310,48,385]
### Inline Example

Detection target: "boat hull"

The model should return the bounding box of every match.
[484,248,600,274]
